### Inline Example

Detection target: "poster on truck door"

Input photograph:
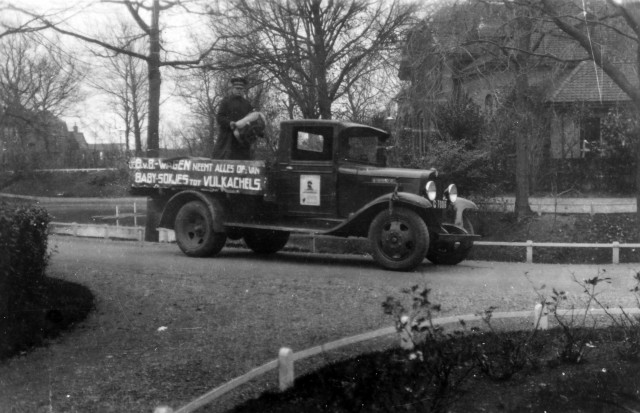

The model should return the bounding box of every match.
[300,175,320,206]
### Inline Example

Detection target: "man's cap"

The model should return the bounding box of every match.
[230,77,248,86]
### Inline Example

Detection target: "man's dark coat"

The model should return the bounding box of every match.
[213,95,253,160]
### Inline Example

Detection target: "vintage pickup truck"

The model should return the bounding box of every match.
[129,119,479,271]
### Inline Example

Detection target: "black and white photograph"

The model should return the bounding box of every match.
[2,0,640,411]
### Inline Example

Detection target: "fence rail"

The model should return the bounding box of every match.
[50,222,144,241]
[477,240,640,264]
[50,223,640,265]
[154,303,639,413]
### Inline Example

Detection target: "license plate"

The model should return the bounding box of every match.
[433,200,447,209]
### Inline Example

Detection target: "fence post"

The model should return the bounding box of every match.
[134,202,137,227]
[533,303,548,330]
[279,347,295,391]
[137,227,144,242]
[399,315,414,350]
[116,205,120,227]
[526,240,533,263]
[612,241,620,264]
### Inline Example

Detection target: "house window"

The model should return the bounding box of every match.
[484,94,495,116]
[580,116,601,158]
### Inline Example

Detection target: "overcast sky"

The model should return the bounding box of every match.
[8,0,211,147]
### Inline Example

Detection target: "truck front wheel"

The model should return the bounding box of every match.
[368,207,429,271]
[175,200,227,257]
[243,229,290,254]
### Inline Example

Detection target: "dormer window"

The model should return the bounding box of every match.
[484,94,495,117]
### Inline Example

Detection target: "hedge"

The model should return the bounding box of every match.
[0,203,51,319]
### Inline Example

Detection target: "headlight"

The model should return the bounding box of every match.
[445,184,457,203]
[425,181,436,201]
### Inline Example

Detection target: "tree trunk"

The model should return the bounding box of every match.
[636,130,640,241]
[146,0,161,158]
[636,46,640,241]
[144,0,161,242]
[513,13,532,219]
[514,119,531,218]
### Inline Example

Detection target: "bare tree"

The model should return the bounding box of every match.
[531,0,640,232]
[9,0,216,157]
[6,0,218,241]
[175,66,224,156]
[498,1,539,218]
[0,33,84,170]
[334,64,400,124]
[0,4,47,40]
[207,0,417,119]
[91,21,148,155]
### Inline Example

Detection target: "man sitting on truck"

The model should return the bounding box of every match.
[213,76,255,160]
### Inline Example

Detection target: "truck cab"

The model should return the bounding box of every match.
[130,119,479,271]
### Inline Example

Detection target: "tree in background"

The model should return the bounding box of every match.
[333,63,401,124]
[536,0,640,234]
[91,21,148,155]
[0,33,84,171]
[175,65,283,161]
[10,0,216,158]
[8,0,217,241]
[175,66,222,157]
[0,3,46,40]
[207,0,417,119]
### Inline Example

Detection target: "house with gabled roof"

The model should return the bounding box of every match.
[396,0,635,188]
[0,114,93,170]
[547,61,637,159]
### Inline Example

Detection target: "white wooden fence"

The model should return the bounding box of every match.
[50,224,640,265]
[477,240,640,264]
[153,303,640,413]
[50,222,144,241]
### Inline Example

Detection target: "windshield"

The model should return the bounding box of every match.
[341,134,387,166]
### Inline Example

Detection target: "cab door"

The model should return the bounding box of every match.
[274,125,337,218]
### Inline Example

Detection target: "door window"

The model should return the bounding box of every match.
[292,127,333,161]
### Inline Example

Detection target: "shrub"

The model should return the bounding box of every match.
[0,202,51,315]
[473,306,545,381]
[383,286,476,412]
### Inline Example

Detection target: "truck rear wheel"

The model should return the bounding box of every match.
[368,207,429,271]
[426,218,474,265]
[243,229,290,254]
[175,200,227,257]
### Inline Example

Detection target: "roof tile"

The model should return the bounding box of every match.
[548,61,637,103]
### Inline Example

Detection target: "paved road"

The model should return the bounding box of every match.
[46,235,640,311]
[3,236,640,412]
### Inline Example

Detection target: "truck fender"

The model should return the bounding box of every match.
[159,190,226,232]
[357,191,433,215]
[452,197,478,227]
[326,192,432,237]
